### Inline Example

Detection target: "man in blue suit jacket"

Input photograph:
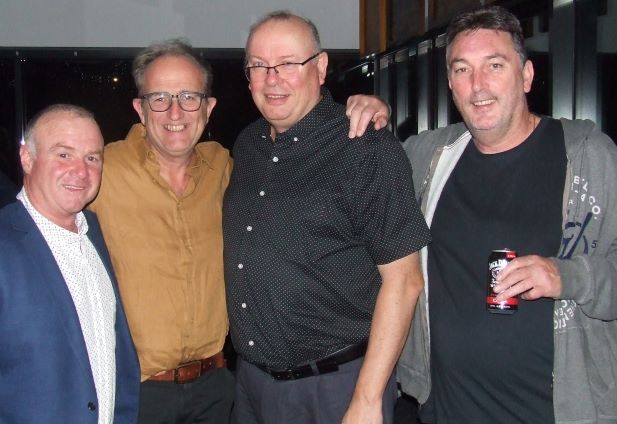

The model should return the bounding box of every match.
[0,104,140,423]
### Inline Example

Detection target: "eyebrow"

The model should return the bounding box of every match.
[49,143,103,156]
[449,53,509,66]
[49,143,76,151]
[247,54,301,64]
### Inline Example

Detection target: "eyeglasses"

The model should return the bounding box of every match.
[244,52,322,81]
[140,91,207,112]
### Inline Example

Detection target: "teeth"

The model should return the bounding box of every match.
[473,99,495,106]
[165,124,186,132]
[266,94,286,99]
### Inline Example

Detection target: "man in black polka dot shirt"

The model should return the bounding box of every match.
[223,10,431,424]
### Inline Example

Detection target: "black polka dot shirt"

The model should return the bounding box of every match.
[223,89,431,369]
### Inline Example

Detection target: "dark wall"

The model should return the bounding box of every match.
[0,49,361,185]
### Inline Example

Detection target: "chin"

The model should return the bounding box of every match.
[468,117,499,131]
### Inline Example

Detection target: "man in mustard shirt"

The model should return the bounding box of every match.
[90,39,234,423]
[90,38,389,423]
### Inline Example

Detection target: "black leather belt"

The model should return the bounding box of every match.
[254,340,368,380]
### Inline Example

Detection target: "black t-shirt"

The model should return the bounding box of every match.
[425,117,566,423]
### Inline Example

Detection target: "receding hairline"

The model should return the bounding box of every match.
[33,110,102,148]
[23,104,99,154]
[245,11,321,58]
[38,109,98,129]
[142,53,206,85]
[132,38,213,97]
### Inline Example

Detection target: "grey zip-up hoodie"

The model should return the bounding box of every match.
[397,118,617,424]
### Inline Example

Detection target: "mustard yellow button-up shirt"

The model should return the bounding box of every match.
[90,124,232,381]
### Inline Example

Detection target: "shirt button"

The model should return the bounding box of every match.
[87,402,96,411]
[238,263,244,269]
[246,225,253,231]
[293,137,298,142]
[259,190,265,197]
[248,340,255,346]
[272,156,279,162]
[241,303,247,308]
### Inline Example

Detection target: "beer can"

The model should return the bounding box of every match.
[486,249,518,314]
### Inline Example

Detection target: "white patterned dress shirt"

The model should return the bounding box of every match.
[18,189,116,424]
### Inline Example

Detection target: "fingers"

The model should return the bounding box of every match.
[495,278,539,301]
[345,95,391,138]
[351,109,377,138]
[346,96,361,138]
[493,255,562,301]
[372,113,388,131]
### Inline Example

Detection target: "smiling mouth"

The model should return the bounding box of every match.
[472,99,496,106]
[265,94,288,100]
[164,124,187,132]
[63,184,86,191]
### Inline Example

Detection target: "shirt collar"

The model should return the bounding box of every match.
[257,87,336,146]
[17,187,88,238]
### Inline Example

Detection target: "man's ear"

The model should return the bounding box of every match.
[522,60,534,94]
[204,97,217,121]
[133,98,147,125]
[317,52,328,85]
[20,144,33,175]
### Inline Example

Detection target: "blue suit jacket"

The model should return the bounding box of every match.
[0,202,140,423]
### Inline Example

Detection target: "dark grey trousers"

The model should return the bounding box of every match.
[138,367,235,424]
[232,357,397,424]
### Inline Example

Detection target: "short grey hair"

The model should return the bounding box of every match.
[132,38,213,97]
[245,10,321,61]
[23,104,96,158]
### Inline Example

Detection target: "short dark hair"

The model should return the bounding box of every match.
[132,38,213,97]
[446,6,527,65]
[23,104,96,157]
[245,10,321,61]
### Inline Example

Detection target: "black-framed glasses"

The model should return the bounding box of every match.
[140,91,207,112]
[244,52,322,81]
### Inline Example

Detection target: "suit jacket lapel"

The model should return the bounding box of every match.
[12,204,95,384]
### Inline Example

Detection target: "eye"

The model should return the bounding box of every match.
[180,92,198,101]
[279,63,299,72]
[489,62,504,70]
[148,93,169,103]
[87,155,100,163]
[452,66,468,74]
[58,152,69,159]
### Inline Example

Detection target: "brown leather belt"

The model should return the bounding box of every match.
[148,352,226,384]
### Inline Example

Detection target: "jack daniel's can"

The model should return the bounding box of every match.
[486,249,518,314]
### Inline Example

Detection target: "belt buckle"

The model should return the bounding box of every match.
[277,369,298,380]
[174,360,202,383]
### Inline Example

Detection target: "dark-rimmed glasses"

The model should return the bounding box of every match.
[140,91,207,112]
[244,52,322,82]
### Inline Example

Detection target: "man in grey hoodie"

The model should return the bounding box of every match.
[395,5,617,424]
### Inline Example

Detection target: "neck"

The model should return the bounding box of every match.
[155,152,193,197]
[472,111,539,154]
[23,183,79,233]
